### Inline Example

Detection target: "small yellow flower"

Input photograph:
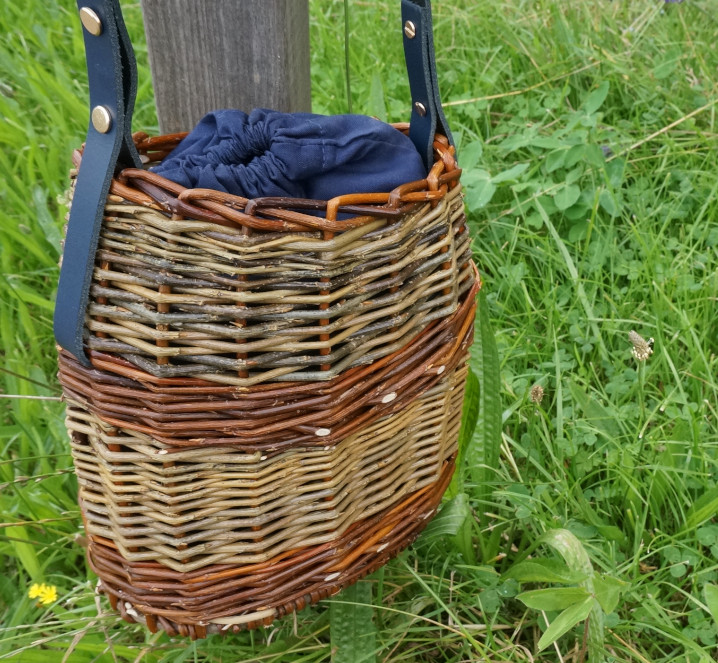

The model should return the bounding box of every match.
[28,583,57,606]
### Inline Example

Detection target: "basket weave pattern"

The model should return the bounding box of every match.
[73,131,473,387]
[88,457,455,639]
[59,280,476,451]
[66,359,467,572]
[60,129,479,636]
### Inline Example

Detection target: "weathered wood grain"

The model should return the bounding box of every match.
[139,0,311,133]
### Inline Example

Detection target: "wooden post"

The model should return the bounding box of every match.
[139,0,311,133]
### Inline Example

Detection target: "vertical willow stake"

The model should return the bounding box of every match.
[343,0,353,113]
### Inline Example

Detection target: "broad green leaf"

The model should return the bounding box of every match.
[584,144,606,168]
[704,584,718,626]
[565,144,586,168]
[467,288,502,523]
[538,596,594,651]
[422,493,471,540]
[537,529,605,660]
[492,162,529,183]
[459,141,483,171]
[505,559,587,585]
[553,184,581,211]
[330,581,376,663]
[517,587,591,611]
[464,172,496,211]
[598,189,619,217]
[539,530,594,578]
[583,81,609,115]
[592,575,626,615]
[530,136,564,150]
[545,149,567,173]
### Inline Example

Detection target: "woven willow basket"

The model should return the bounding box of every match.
[55,0,480,638]
[69,131,474,386]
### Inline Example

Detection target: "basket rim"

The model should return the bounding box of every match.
[71,125,461,233]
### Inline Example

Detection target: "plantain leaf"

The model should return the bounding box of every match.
[452,367,480,491]
[467,288,501,524]
[538,596,594,651]
[421,493,471,540]
[592,574,626,615]
[505,559,587,585]
[517,587,591,611]
[330,581,376,663]
[567,380,620,439]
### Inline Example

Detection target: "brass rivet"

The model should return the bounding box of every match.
[414,102,427,117]
[79,7,103,36]
[404,20,416,39]
[91,106,112,133]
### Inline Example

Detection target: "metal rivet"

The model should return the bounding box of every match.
[91,106,112,133]
[404,20,416,39]
[414,102,427,117]
[79,7,103,36]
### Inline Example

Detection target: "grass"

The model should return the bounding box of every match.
[1,0,717,660]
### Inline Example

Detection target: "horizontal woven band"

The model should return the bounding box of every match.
[85,456,455,639]
[59,273,478,451]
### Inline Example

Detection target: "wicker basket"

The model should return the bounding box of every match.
[71,131,473,386]
[55,0,479,638]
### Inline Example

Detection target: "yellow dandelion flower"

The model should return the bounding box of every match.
[40,585,57,605]
[28,583,58,606]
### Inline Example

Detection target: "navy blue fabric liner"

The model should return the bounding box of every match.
[152,109,427,200]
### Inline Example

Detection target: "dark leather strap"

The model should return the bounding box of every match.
[401,0,453,170]
[54,0,451,363]
[54,0,141,365]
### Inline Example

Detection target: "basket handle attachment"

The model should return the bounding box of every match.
[401,0,453,170]
[54,0,452,365]
[54,0,141,366]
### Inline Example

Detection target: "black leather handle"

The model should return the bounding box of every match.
[54,0,452,364]
[401,0,453,170]
[54,0,141,365]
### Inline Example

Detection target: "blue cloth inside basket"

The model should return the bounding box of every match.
[151,109,427,201]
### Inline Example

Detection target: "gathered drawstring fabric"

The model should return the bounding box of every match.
[151,109,428,201]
